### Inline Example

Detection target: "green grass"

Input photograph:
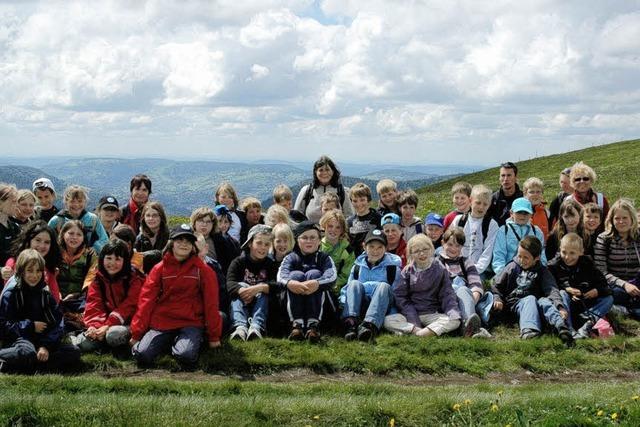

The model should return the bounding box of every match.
[416,138,640,217]
[1,375,640,425]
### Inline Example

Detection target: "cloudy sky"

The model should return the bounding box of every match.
[1,0,639,165]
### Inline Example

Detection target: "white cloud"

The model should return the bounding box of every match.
[249,63,270,80]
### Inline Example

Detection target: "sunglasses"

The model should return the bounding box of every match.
[573,177,591,183]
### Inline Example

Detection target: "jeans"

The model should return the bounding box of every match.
[513,295,566,333]
[132,327,203,366]
[75,325,131,352]
[0,337,81,372]
[341,280,394,329]
[286,270,323,327]
[230,284,268,331]
[451,277,476,321]
[560,290,614,329]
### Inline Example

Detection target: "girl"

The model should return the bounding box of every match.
[227,225,278,341]
[96,196,121,237]
[0,249,80,372]
[212,205,241,274]
[239,197,264,244]
[135,202,170,253]
[594,199,640,319]
[272,222,294,265]
[190,207,218,260]
[384,234,461,338]
[130,224,222,367]
[277,221,338,342]
[545,199,587,260]
[319,209,355,294]
[48,185,109,254]
[120,174,151,234]
[293,156,354,224]
[264,204,293,228]
[583,202,604,257]
[2,221,62,302]
[58,220,97,330]
[215,182,245,243]
[12,190,37,230]
[75,240,144,352]
[0,183,20,267]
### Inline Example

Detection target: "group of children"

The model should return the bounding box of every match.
[0,156,635,372]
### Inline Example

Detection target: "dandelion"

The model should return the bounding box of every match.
[463,399,471,406]
[312,415,320,420]
[597,410,604,416]
[453,403,461,411]
[633,395,640,401]
[497,390,504,397]
[611,412,618,421]
[491,404,499,412]
[389,418,395,427]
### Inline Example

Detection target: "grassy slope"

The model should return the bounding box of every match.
[416,138,640,217]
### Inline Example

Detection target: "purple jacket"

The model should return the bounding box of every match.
[394,261,461,327]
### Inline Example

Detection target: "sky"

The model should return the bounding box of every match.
[1,0,639,166]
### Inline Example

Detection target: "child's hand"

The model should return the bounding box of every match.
[208,340,221,349]
[33,321,47,333]
[287,281,307,295]
[303,280,319,294]
[85,327,97,339]
[624,282,640,297]
[559,308,569,320]
[94,325,109,341]
[1,266,14,281]
[238,286,258,304]
[37,347,49,362]
[492,301,503,311]
[566,287,582,297]
[583,289,598,299]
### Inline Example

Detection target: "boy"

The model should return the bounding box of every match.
[397,190,423,241]
[273,184,307,224]
[381,213,406,266]
[523,177,549,240]
[376,179,398,216]
[548,233,613,338]
[492,197,546,276]
[443,182,472,230]
[340,229,402,341]
[32,178,58,223]
[347,183,382,257]
[320,192,341,216]
[424,212,445,250]
[450,184,499,277]
[491,236,573,345]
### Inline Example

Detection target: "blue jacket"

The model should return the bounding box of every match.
[340,252,402,303]
[492,219,546,275]
[48,209,109,254]
[0,279,64,350]
[277,248,337,291]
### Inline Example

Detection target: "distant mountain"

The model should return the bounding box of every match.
[0,166,66,198]
[359,169,438,181]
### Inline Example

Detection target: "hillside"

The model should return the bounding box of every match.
[415,138,640,218]
[0,166,66,195]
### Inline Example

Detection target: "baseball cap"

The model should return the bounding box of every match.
[424,213,444,228]
[214,204,232,218]
[32,177,55,193]
[381,213,401,227]
[364,229,387,246]
[294,220,321,239]
[511,197,533,214]
[241,224,273,249]
[170,223,197,243]
[98,195,119,210]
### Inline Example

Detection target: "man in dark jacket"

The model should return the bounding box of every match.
[488,162,523,226]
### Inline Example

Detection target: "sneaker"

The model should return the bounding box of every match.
[472,327,492,339]
[305,325,321,343]
[288,326,305,341]
[574,321,594,340]
[520,328,540,340]
[357,322,377,342]
[230,326,248,341]
[557,325,575,347]
[343,317,357,341]
[247,325,263,341]
[463,314,481,338]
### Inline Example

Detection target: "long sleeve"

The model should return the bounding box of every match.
[130,265,162,341]
[316,254,337,290]
[92,219,109,253]
[277,253,296,287]
[476,220,499,274]
[226,256,246,298]
[540,268,563,309]
[438,272,461,320]
[492,226,508,275]
[201,263,222,342]
[110,274,144,326]
[83,280,109,328]
[394,269,420,327]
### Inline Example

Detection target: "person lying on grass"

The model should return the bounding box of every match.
[340,229,402,342]
[491,235,574,345]
[384,234,461,338]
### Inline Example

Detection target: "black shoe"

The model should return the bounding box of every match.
[343,317,357,341]
[288,326,305,341]
[357,322,377,342]
[305,325,321,343]
[557,325,575,347]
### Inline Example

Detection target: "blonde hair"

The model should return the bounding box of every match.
[570,162,597,186]
[376,179,397,195]
[272,223,294,252]
[603,198,638,240]
[17,189,37,204]
[63,185,89,204]
[264,204,291,228]
[560,232,584,253]
[15,248,45,281]
[320,192,340,209]
[319,209,348,240]
[451,182,472,197]
[215,182,239,208]
[406,234,434,264]
[240,197,262,212]
[523,177,544,193]
[470,184,492,203]
[272,184,293,203]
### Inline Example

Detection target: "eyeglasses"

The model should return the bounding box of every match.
[411,248,431,255]
[573,177,590,183]
[145,213,160,218]
[298,235,319,242]
[196,219,213,225]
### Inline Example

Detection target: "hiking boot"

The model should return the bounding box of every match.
[305,325,321,343]
[288,326,305,341]
[230,326,248,341]
[472,328,493,339]
[463,314,481,338]
[357,322,377,342]
[343,317,357,341]
[574,321,594,340]
[557,325,575,347]
[520,328,540,340]
[247,325,263,341]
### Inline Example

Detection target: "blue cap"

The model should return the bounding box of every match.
[214,204,231,217]
[381,213,401,227]
[424,213,444,228]
[511,197,533,214]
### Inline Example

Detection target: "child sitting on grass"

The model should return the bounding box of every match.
[545,199,586,260]
[0,249,80,372]
[442,182,472,231]
[384,234,461,338]
[347,183,382,257]
[340,229,401,341]
[491,236,573,345]
[548,233,613,339]
[424,213,445,250]
[381,213,407,267]
[376,179,398,216]
[320,209,355,294]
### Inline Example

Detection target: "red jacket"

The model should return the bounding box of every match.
[130,253,221,342]
[84,270,144,329]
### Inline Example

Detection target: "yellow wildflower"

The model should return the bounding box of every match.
[497,390,504,397]
[389,418,395,427]
[463,399,471,406]
[491,404,499,412]
[611,413,618,420]
[633,395,640,401]
[453,403,461,411]
[313,415,320,420]
[597,410,604,416]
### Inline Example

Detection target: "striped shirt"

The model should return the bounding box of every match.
[593,233,640,287]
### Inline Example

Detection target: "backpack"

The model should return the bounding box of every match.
[457,213,492,244]
[302,182,346,209]
[505,223,536,241]
[352,263,397,285]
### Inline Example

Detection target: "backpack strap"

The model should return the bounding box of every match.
[386,265,396,285]
[481,216,492,244]
[458,212,469,228]
[302,183,315,209]
[336,184,345,207]
[507,223,522,241]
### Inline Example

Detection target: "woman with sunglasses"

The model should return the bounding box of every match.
[567,162,609,220]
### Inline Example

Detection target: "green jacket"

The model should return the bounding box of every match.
[320,238,355,294]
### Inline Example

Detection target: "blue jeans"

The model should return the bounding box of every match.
[133,327,203,366]
[230,286,268,331]
[341,280,393,329]
[513,295,565,333]
[452,277,476,321]
[561,290,614,329]
[476,293,493,325]
[0,337,80,372]
[286,270,323,327]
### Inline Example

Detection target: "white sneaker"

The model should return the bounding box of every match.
[230,326,248,341]
[472,328,493,339]
[247,325,263,340]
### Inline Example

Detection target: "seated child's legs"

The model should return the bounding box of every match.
[560,291,574,329]
[250,293,269,331]
[537,297,566,330]
[454,285,476,321]
[288,271,307,282]
[514,295,542,333]
[46,343,82,372]
[304,269,322,281]
[581,295,614,321]
[73,333,103,353]
[341,280,365,319]
[105,325,131,347]
[476,292,493,325]
[0,337,37,371]
[172,327,204,366]
[383,313,415,335]
[418,313,460,336]
[611,286,640,318]
[230,298,251,329]
[363,282,393,329]
[286,291,307,328]
[133,329,176,365]
[302,289,324,328]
